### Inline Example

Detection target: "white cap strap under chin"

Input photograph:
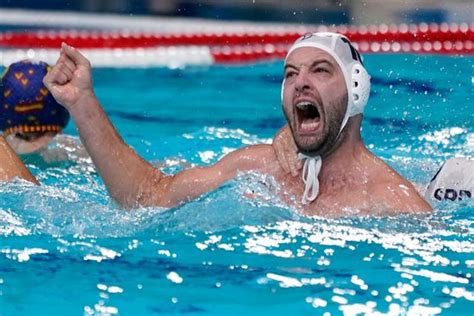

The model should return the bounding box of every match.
[298,153,322,204]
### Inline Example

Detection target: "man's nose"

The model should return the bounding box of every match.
[294,71,311,94]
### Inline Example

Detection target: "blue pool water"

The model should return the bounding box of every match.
[0,54,473,315]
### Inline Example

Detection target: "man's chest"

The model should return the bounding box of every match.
[275,173,374,216]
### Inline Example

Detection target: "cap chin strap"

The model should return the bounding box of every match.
[298,153,322,204]
[297,110,350,205]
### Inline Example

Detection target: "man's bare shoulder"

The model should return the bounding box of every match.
[218,144,281,174]
[367,154,432,214]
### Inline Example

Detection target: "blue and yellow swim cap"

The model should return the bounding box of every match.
[0,60,70,136]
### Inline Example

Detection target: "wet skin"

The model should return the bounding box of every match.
[0,136,38,184]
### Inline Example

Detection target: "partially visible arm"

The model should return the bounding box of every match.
[272,124,301,177]
[59,94,274,207]
[43,43,152,206]
[67,93,158,207]
[138,144,278,208]
[71,94,276,208]
[0,136,39,184]
[69,95,274,208]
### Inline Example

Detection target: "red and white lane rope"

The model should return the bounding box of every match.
[0,22,472,67]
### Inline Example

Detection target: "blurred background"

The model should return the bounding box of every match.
[0,0,472,25]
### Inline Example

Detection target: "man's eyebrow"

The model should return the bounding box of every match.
[284,63,297,71]
[309,59,334,68]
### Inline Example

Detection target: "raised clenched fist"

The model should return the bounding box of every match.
[43,42,94,110]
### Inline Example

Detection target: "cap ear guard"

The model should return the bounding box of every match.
[349,63,371,116]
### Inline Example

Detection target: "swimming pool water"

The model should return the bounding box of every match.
[0,54,473,315]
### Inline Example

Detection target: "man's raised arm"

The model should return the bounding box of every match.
[44,43,278,208]
[43,43,161,207]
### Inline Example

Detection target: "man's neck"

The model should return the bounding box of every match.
[318,119,366,179]
[320,137,365,177]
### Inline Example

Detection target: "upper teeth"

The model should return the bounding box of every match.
[296,101,314,110]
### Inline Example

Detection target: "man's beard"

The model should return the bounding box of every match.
[288,94,348,156]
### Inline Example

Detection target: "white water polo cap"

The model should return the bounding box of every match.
[284,32,371,130]
[283,32,371,204]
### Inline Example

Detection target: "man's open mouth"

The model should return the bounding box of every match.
[295,101,321,134]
